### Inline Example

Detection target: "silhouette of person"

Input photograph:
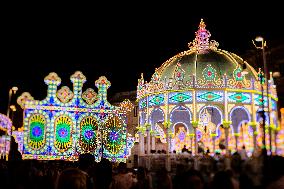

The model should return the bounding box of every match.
[182,145,187,153]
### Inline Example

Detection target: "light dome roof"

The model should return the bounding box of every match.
[155,19,257,83]
[137,19,260,99]
[156,49,257,83]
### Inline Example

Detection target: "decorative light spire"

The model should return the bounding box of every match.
[188,19,219,53]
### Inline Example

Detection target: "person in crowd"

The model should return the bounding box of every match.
[206,147,210,155]
[179,169,204,189]
[239,145,248,161]
[8,136,22,162]
[182,145,187,153]
[131,166,152,189]
[155,167,172,189]
[95,158,112,189]
[173,164,187,189]
[110,162,137,189]
[78,153,95,174]
[78,153,95,189]
[211,170,235,189]
[55,167,89,189]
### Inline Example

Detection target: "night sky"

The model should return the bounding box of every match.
[1,3,284,127]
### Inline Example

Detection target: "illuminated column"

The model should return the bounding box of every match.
[192,122,199,155]
[250,88,258,152]
[276,108,284,154]
[268,74,273,154]
[71,71,86,98]
[165,92,170,153]
[164,93,171,172]
[146,124,151,170]
[190,136,193,152]
[193,90,197,122]
[195,128,198,155]
[166,127,171,172]
[273,118,277,154]
[95,76,110,102]
[273,103,280,154]
[234,134,239,150]
[225,128,229,154]
[138,112,145,155]
[211,133,217,154]
[146,125,151,154]
[222,121,231,155]
[138,113,142,155]
[146,96,150,155]
[251,92,257,124]
[166,124,172,155]
[139,133,145,155]
[151,134,156,151]
[223,86,231,154]
[224,90,228,121]
[250,122,257,152]
[44,72,62,101]
[166,128,170,153]
[191,87,198,155]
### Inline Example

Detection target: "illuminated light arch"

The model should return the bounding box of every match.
[215,124,236,153]
[23,110,50,157]
[54,115,73,152]
[149,108,165,129]
[229,106,251,133]
[79,116,98,153]
[237,121,251,134]
[140,111,147,126]
[103,115,126,161]
[155,123,166,143]
[198,105,223,132]
[172,122,192,152]
[256,108,270,125]
[27,113,48,151]
[216,124,235,136]
[170,105,193,133]
[198,106,223,153]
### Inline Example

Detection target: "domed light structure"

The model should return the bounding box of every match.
[136,19,281,163]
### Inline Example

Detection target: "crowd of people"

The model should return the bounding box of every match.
[0,139,283,189]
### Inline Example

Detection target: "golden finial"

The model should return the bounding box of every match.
[188,18,219,53]
[199,18,206,29]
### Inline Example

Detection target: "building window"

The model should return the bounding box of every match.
[134,106,138,117]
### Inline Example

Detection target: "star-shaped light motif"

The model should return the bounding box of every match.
[44,72,61,85]
[57,86,74,103]
[17,92,34,109]
[95,76,111,89]
[70,71,86,83]
[82,88,97,104]
[119,99,134,113]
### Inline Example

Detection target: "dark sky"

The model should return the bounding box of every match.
[1,3,284,124]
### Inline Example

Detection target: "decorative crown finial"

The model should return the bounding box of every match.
[199,18,206,29]
[188,19,219,53]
